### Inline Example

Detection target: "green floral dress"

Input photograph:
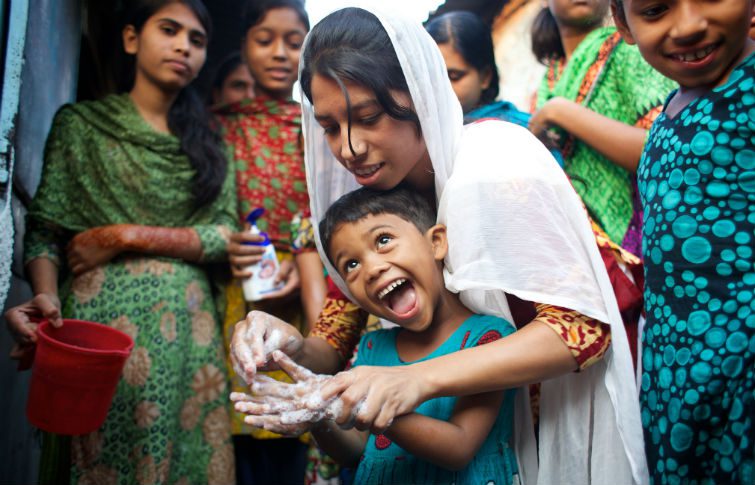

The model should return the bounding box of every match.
[25,94,239,485]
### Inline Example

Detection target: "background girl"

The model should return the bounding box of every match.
[8,1,238,483]
[213,0,312,483]
[210,51,255,107]
[231,7,647,485]
[530,0,675,256]
[426,11,563,165]
[613,0,755,482]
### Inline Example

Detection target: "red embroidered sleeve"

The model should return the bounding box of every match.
[534,303,611,370]
[309,290,369,362]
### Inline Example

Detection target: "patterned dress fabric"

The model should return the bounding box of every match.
[215,96,309,248]
[537,27,676,255]
[353,314,518,485]
[215,96,310,441]
[25,94,238,485]
[638,53,755,484]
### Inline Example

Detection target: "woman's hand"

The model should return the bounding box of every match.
[231,351,335,436]
[230,311,305,383]
[320,364,430,434]
[66,225,129,275]
[529,97,569,144]
[4,293,62,368]
[260,259,300,301]
[227,231,267,278]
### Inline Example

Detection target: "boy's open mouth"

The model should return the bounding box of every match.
[378,278,417,316]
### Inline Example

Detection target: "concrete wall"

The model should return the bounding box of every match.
[0,0,81,482]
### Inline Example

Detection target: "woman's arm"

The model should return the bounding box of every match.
[66,224,210,276]
[296,251,327,332]
[529,97,647,172]
[323,320,577,432]
[385,390,505,471]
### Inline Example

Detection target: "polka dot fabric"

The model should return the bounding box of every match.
[638,53,755,484]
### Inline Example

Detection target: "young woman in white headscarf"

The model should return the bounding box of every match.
[230,7,648,485]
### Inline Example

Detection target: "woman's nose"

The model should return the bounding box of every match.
[174,34,191,55]
[339,128,366,164]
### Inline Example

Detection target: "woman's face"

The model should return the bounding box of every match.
[437,42,491,114]
[548,0,609,31]
[214,63,255,106]
[123,2,208,92]
[311,74,433,192]
[243,7,307,99]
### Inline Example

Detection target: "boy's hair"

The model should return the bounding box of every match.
[319,185,437,265]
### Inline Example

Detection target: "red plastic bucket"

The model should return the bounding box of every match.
[26,319,134,435]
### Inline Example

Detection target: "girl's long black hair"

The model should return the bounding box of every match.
[425,11,500,106]
[122,0,227,208]
[531,7,565,64]
[300,8,421,156]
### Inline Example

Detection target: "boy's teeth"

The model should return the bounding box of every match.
[378,279,406,299]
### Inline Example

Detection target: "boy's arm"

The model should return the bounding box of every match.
[383,390,505,471]
[311,420,369,467]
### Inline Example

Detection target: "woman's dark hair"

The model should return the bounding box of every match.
[241,0,310,34]
[319,184,436,265]
[300,8,421,157]
[122,0,226,208]
[211,52,244,92]
[531,7,565,64]
[425,11,500,106]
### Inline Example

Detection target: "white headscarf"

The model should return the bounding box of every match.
[301,8,648,485]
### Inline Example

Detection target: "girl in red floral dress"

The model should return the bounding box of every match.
[213,1,312,483]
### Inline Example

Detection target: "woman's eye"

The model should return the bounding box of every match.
[322,124,339,135]
[191,36,206,48]
[255,38,272,46]
[161,25,176,35]
[640,4,667,18]
[448,69,466,82]
[343,260,359,273]
[360,113,383,125]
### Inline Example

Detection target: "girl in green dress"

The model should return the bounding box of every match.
[10,1,238,483]
[530,0,676,256]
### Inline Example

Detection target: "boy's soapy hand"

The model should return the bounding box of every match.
[227,230,267,278]
[4,293,62,369]
[232,351,349,435]
[230,311,304,383]
[67,225,127,276]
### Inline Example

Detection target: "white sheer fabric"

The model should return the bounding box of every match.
[301,9,648,485]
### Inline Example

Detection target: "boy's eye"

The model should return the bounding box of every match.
[343,260,359,273]
[376,235,392,248]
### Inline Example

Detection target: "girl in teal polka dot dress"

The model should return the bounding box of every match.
[613,0,755,483]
